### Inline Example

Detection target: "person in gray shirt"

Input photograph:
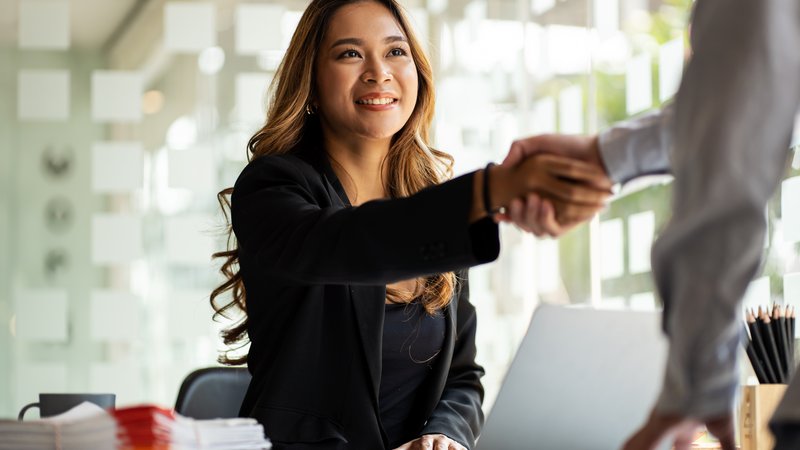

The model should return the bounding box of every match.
[499,0,800,448]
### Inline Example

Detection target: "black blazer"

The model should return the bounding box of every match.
[232,145,499,449]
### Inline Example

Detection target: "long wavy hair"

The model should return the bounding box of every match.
[211,0,456,365]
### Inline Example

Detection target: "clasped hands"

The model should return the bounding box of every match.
[489,134,612,236]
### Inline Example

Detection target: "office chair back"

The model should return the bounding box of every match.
[174,367,251,419]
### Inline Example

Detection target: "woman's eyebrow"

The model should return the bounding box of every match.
[330,35,407,49]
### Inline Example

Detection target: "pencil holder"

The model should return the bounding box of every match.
[740,384,787,450]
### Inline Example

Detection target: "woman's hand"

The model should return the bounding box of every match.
[392,433,467,450]
[495,153,612,227]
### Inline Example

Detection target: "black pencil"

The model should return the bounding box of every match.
[760,308,785,383]
[747,309,778,383]
[773,305,789,380]
[745,338,769,383]
[780,305,792,378]
[790,306,797,377]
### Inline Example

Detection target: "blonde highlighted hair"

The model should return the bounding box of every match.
[211,0,456,365]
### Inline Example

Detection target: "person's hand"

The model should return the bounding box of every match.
[496,153,612,235]
[496,134,612,237]
[503,134,606,171]
[621,409,736,450]
[392,434,466,450]
[502,193,571,237]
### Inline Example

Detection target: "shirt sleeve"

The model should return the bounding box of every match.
[597,102,675,184]
[650,0,800,419]
[231,156,500,286]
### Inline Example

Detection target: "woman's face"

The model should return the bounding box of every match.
[315,1,418,143]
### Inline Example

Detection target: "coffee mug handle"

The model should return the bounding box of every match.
[17,402,40,421]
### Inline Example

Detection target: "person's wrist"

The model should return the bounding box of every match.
[489,163,514,211]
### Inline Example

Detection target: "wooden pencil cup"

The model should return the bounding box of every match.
[740,384,787,450]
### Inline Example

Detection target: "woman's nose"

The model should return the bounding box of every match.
[361,60,392,84]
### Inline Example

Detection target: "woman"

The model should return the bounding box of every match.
[211,1,611,449]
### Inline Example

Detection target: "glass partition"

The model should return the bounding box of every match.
[4,0,797,421]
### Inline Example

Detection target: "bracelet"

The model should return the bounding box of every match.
[483,162,499,217]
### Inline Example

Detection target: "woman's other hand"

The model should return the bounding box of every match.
[392,433,467,450]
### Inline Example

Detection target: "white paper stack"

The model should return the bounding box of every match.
[171,416,272,449]
[1,402,271,450]
[114,404,271,450]
[0,402,117,450]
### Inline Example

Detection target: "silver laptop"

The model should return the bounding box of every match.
[476,304,668,450]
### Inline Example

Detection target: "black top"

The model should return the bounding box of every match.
[232,143,499,449]
[380,301,446,448]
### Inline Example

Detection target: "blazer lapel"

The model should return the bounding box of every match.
[350,285,385,402]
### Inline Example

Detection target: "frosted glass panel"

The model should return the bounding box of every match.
[547,26,590,75]
[511,235,536,299]
[164,215,216,265]
[91,71,143,123]
[15,363,67,416]
[90,291,141,341]
[236,4,285,54]
[600,218,624,279]
[536,239,560,294]
[558,85,583,134]
[626,53,652,115]
[18,0,69,49]
[659,37,684,102]
[168,147,216,191]
[90,362,144,406]
[532,98,556,134]
[92,142,144,193]
[628,210,654,274]
[18,70,69,121]
[91,214,144,264]
[784,273,800,337]
[168,290,216,339]
[532,0,555,15]
[630,292,656,311]
[594,0,619,36]
[164,2,216,53]
[782,177,800,243]
[235,73,272,124]
[742,276,771,314]
[14,289,68,342]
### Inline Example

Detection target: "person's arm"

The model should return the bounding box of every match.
[420,271,484,449]
[625,0,800,447]
[232,156,498,285]
[232,155,608,285]
[597,102,675,184]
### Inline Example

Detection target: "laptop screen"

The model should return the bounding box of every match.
[476,304,667,450]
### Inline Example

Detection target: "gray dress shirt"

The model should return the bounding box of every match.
[597,0,800,422]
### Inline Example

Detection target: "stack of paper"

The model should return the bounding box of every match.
[0,402,117,450]
[114,405,271,450]
[1,402,271,450]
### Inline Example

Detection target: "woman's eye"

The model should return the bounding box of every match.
[340,49,360,58]
[389,48,407,57]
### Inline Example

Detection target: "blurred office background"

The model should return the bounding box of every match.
[2,0,800,419]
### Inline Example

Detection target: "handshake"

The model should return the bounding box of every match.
[486,134,613,237]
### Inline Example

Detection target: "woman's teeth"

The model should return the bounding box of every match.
[356,98,396,105]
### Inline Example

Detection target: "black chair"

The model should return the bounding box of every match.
[174,367,251,419]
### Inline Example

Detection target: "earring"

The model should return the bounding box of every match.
[305,103,316,115]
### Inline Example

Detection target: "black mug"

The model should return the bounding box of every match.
[17,393,116,420]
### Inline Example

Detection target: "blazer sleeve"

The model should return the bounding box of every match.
[421,271,485,449]
[231,155,499,285]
